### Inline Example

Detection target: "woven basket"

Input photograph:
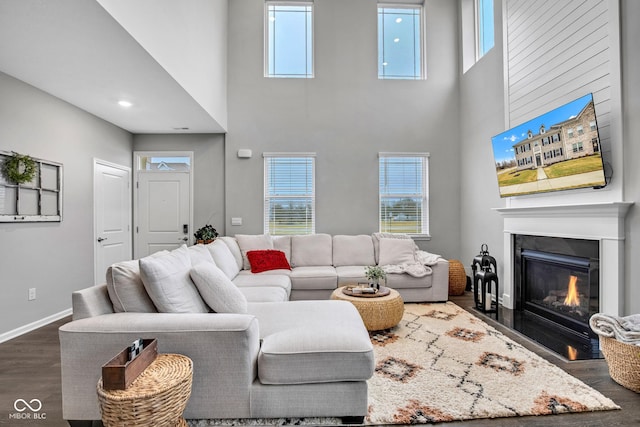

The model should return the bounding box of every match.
[331,287,404,331]
[448,259,467,296]
[98,354,193,427]
[600,336,640,393]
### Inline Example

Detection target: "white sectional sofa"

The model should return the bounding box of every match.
[59,233,448,426]
[227,233,449,302]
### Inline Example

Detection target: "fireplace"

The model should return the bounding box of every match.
[494,202,632,360]
[514,235,599,355]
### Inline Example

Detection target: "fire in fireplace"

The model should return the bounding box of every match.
[522,249,595,333]
[513,235,600,360]
[563,276,580,306]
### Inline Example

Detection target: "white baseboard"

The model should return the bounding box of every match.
[0,308,72,344]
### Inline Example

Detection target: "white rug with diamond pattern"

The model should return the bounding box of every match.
[189,302,619,426]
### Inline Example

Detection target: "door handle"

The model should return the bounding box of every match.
[97,237,107,242]
[180,236,188,242]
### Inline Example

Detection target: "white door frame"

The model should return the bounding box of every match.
[93,158,132,285]
[133,151,194,258]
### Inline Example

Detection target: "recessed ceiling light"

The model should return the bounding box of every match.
[393,38,400,43]
[396,18,402,23]
[382,62,388,66]
[118,100,133,108]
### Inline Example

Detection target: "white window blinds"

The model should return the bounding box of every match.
[264,153,315,235]
[379,153,429,235]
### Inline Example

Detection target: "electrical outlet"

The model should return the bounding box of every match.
[28,288,36,301]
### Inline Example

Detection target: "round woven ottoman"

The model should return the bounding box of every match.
[97,354,193,427]
[331,286,404,331]
[448,259,467,296]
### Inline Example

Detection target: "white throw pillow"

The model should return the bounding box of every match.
[235,234,274,270]
[188,244,215,266]
[372,232,413,264]
[219,236,244,270]
[106,250,169,313]
[190,263,248,314]
[139,245,209,313]
[205,239,241,279]
[106,259,158,313]
[378,238,417,266]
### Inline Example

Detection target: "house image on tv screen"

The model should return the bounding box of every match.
[491,93,607,198]
[513,100,600,170]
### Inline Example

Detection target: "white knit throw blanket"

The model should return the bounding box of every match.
[589,313,640,345]
[372,233,444,278]
[382,250,443,278]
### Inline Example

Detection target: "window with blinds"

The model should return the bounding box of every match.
[264,154,315,235]
[379,153,429,235]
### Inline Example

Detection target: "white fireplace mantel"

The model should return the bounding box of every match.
[493,202,633,316]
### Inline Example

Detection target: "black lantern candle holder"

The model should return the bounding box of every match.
[471,244,499,318]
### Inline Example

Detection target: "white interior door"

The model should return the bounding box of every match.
[94,160,132,285]
[134,152,193,259]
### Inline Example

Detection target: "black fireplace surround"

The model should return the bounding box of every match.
[513,234,600,359]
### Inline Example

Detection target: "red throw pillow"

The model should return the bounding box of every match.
[246,250,291,273]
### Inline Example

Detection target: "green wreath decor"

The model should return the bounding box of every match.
[2,152,37,184]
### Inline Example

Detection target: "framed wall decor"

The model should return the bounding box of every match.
[0,151,63,222]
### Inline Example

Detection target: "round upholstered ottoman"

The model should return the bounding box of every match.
[448,259,467,296]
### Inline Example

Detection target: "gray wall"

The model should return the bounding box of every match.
[133,134,226,236]
[458,1,506,279]
[459,0,640,316]
[0,72,132,337]
[225,0,461,257]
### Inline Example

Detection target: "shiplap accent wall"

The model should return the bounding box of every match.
[505,0,612,155]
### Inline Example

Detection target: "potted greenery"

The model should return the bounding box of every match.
[194,224,218,244]
[365,265,386,290]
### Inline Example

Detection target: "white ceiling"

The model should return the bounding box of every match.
[0,0,225,134]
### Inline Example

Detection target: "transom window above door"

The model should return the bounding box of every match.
[137,155,191,172]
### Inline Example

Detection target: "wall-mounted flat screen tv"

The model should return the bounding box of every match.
[491,93,606,198]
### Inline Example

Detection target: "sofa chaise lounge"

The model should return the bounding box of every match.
[59,233,448,425]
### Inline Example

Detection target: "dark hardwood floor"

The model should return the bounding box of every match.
[0,292,638,426]
[0,315,70,426]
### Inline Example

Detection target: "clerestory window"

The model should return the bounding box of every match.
[265,2,314,78]
[475,0,494,59]
[378,5,424,80]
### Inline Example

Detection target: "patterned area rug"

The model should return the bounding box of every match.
[366,302,619,424]
[189,302,618,426]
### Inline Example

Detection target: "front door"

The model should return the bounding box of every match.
[94,160,132,285]
[133,152,193,259]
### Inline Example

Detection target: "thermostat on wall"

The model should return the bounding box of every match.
[237,149,252,158]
